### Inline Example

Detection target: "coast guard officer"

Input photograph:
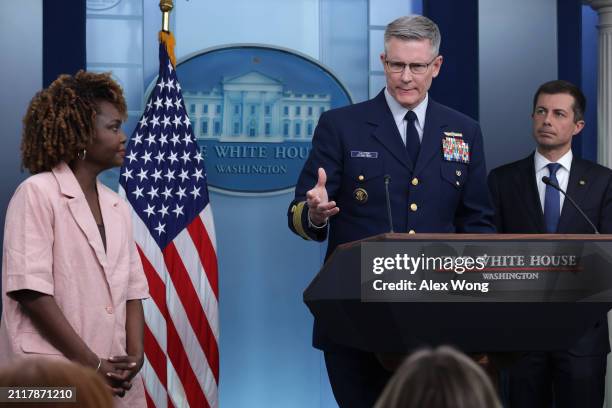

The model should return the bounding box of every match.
[288,15,495,408]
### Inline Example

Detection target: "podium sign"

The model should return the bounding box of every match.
[304,234,612,352]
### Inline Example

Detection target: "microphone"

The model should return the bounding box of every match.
[384,175,394,233]
[541,176,599,234]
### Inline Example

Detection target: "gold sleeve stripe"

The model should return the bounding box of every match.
[292,201,311,240]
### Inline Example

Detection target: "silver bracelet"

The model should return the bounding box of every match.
[95,357,102,373]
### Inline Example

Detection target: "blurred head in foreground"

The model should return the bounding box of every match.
[0,358,113,408]
[374,346,502,408]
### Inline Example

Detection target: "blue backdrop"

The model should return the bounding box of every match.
[0,1,602,407]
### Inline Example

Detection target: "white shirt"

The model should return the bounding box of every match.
[384,88,428,144]
[534,149,572,213]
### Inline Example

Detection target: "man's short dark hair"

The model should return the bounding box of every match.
[533,80,586,123]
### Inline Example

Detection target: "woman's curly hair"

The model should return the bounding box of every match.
[21,70,127,174]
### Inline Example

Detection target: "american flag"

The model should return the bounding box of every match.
[119,34,219,408]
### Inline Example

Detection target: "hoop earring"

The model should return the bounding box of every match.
[77,149,87,161]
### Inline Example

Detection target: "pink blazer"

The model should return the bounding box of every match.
[0,162,149,406]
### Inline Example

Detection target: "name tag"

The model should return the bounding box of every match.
[351,151,378,159]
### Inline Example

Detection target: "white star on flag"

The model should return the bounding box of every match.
[178,169,189,182]
[161,115,171,128]
[173,114,183,128]
[172,204,184,217]
[145,134,156,146]
[132,133,143,146]
[150,115,160,129]
[153,222,165,235]
[151,168,163,182]
[176,186,187,200]
[126,151,138,163]
[138,117,148,129]
[136,169,148,181]
[159,204,169,218]
[153,97,163,110]
[144,204,156,218]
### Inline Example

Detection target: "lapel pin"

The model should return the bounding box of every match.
[579,180,586,186]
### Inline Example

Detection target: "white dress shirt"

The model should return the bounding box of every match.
[384,88,428,144]
[534,149,572,213]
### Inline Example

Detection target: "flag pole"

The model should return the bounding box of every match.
[158,0,176,67]
[160,0,173,33]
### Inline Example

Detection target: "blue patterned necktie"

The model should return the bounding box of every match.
[544,163,562,233]
[404,111,420,164]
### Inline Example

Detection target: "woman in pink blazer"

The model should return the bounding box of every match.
[0,71,149,406]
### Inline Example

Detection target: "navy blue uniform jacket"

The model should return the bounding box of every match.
[488,154,612,356]
[289,90,495,349]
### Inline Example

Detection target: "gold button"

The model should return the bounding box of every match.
[408,229,416,234]
[411,177,419,186]
[410,203,418,212]
[358,175,365,181]
[456,170,462,177]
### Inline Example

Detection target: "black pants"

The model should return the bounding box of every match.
[507,351,607,408]
[324,348,392,408]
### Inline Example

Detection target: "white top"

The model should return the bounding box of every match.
[384,88,428,144]
[534,149,573,213]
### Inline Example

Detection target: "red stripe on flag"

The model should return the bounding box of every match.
[166,314,210,408]
[186,215,219,298]
[137,245,169,318]
[144,387,156,408]
[162,242,220,382]
[144,324,167,389]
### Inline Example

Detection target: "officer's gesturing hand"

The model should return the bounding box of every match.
[306,167,340,227]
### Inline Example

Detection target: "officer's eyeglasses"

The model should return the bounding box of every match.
[385,56,438,74]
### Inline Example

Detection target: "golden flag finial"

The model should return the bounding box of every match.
[158,0,176,67]
[160,0,173,32]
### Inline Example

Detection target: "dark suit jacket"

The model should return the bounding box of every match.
[488,153,612,355]
[289,90,495,349]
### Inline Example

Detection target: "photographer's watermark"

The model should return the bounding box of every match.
[361,241,612,302]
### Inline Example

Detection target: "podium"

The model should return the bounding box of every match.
[303,233,612,353]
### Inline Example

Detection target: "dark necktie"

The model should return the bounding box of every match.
[544,163,562,233]
[404,111,420,164]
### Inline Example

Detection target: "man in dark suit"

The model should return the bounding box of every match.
[288,15,495,408]
[488,80,612,408]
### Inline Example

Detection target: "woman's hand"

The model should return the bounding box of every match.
[98,355,142,397]
[99,354,144,397]
[108,354,144,382]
